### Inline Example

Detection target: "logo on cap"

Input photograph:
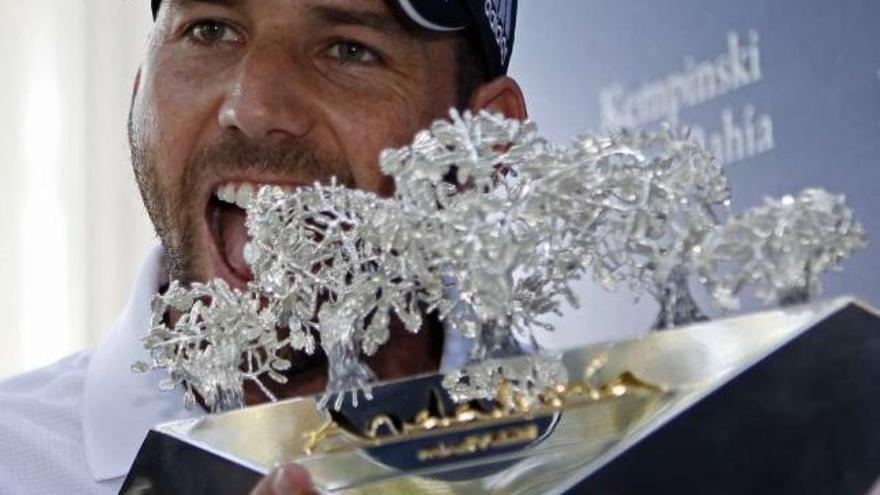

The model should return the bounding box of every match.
[484,0,514,65]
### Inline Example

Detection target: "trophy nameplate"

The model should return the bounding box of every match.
[121,297,880,494]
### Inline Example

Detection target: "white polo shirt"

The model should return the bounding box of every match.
[0,246,471,494]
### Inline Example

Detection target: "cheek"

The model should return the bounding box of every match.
[138,56,224,192]
[350,112,419,193]
[323,96,430,194]
[318,64,458,194]
[130,84,174,198]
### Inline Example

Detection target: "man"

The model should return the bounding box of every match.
[0,0,526,493]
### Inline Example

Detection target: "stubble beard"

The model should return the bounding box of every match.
[129,117,199,285]
[127,116,354,286]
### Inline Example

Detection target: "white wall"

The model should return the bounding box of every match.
[0,0,156,377]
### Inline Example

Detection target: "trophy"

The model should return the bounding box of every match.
[123,111,877,494]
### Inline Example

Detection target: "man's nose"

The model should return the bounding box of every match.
[218,47,314,142]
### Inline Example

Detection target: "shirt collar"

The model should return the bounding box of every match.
[82,245,471,481]
[83,245,203,481]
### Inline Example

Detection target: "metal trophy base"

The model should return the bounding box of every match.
[121,297,880,494]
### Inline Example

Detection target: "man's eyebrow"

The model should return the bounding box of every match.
[308,5,409,38]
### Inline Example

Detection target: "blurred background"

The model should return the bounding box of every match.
[0,1,155,377]
[0,0,878,378]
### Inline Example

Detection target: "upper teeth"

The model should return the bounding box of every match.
[214,182,293,209]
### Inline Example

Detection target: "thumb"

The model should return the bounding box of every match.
[250,463,319,495]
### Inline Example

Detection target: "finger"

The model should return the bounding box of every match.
[249,473,274,495]
[249,463,318,495]
[272,464,317,495]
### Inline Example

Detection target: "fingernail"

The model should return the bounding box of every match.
[272,466,296,493]
[272,464,309,494]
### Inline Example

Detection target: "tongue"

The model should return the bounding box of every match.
[218,204,253,280]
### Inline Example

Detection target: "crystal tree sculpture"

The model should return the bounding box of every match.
[378,110,572,362]
[244,182,439,409]
[441,352,571,405]
[696,188,867,310]
[367,111,578,402]
[542,128,731,330]
[135,279,281,412]
[135,109,866,413]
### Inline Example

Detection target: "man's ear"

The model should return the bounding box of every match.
[467,76,528,121]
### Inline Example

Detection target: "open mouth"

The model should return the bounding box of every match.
[206,180,332,398]
[206,181,297,289]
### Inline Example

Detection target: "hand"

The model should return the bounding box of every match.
[249,463,320,495]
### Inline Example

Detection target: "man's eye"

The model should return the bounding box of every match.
[326,41,380,64]
[186,20,241,45]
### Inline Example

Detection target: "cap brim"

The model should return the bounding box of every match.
[394,0,468,32]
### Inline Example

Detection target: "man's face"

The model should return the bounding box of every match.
[129,0,466,401]
[130,0,460,290]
